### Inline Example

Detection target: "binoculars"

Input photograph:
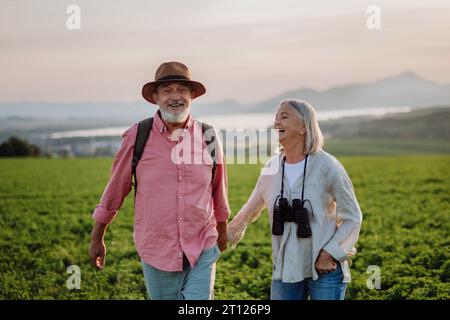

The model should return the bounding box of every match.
[272,197,312,238]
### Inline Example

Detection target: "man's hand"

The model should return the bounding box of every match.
[89,222,108,269]
[216,221,228,252]
[89,239,106,269]
[315,249,337,274]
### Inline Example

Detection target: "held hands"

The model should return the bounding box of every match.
[315,249,337,274]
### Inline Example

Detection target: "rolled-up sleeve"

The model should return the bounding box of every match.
[92,124,137,225]
[324,161,363,262]
[211,133,231,223]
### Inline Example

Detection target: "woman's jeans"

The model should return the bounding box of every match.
[141,245,221,300]
[271,264,347,300]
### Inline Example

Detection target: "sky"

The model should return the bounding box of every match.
[1,0,449,104]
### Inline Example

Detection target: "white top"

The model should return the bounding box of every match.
[284,159,305,190]
[282,158,312,281]
[227,150,363,283]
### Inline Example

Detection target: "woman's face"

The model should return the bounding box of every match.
[274,103,306,144]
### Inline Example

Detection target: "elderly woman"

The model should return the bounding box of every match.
[227,99,362,300]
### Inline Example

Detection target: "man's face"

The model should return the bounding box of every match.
[152,82,193,123]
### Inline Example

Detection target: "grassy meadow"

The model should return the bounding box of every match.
[0,153,449,299]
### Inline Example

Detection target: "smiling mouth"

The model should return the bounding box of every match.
[168,104,184,108]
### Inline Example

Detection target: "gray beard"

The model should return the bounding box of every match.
[159,108,189,123]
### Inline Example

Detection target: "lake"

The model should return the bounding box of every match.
[49,106,411,139]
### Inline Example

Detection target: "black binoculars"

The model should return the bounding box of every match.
[272,197,312,238]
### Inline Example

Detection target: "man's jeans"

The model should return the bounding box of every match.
[141,245,221,300]
[271,263,347,300]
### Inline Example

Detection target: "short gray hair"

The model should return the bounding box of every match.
[281,99,324,154]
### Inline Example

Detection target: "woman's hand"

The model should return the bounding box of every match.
[315,249,337,274]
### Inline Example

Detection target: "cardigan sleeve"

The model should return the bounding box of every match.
[323,160,363,262]
[227,175,266,248]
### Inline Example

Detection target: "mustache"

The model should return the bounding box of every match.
[167,99,186,107]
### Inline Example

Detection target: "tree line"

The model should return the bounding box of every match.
[0,137,41,157]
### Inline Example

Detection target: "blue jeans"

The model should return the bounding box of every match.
[271,264,347,300]
[141,245,221,300]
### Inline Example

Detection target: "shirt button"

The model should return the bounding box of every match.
[179,217,183,221]
[179,196,183,199]
[177,252,183,258]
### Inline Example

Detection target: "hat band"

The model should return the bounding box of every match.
[157,75,190,81]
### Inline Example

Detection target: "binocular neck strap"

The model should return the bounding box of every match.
[301,154,308,203]
[280,154,309,202]
[280,156,286,198]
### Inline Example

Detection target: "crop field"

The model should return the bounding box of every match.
[0,155,449,299]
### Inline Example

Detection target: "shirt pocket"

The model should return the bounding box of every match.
[185,201,209,222]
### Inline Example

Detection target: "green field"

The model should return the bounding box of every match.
[0,156,449,299]
[325,139,450,156]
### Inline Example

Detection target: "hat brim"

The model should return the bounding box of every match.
[142,79,206,104]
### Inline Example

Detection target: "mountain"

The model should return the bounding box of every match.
[0,100,244,121]
[1,72,449,120]
[190,99,242,116]
[246,71,450,112]
[0,101,153,121]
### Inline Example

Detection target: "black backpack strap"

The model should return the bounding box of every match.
[200,121,217,182]
[132,117,153,198]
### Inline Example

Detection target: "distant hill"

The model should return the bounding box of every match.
[191,99,243,116]
[247,72,450,113]
[320,106,450,141]
[1,72,449,120]
[0,102,151,122]
[0,100,242,121]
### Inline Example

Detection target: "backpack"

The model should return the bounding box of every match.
[131,117,217,198]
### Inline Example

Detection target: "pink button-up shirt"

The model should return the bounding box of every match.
[92,111,230,271]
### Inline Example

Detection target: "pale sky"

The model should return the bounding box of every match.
[1,0,449,104]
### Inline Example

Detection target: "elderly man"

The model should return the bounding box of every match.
[89,61,230,300]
